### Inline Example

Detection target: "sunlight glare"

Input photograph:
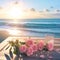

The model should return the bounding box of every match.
[7,4,23,19]
[8,29,21,36]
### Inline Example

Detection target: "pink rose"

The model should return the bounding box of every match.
[19,45,27,53]
[26,39,34,47]
[26,47,33,56]
[47,42,54,51]
[38,40,44,50]
[31,44,38,52]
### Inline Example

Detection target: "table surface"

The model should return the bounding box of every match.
[1,50,60,60]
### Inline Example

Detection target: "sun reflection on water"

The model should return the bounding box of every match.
[7,29,23,36]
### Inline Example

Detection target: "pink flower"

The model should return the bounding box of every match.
[31,44,38,52]
[26,47,33,56]
[26,39,34,47]
[47,42,54,51]
[19,45,27,53]
[38,40,44,50]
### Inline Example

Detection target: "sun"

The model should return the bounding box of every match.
[7,4,23,19]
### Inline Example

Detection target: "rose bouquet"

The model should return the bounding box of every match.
[5,39,54,60]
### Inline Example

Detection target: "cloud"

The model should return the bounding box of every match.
[30,8,36,11]
[0,6,60,19]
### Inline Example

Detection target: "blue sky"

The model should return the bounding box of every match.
[22,0,60,11]
[0,0,60,11]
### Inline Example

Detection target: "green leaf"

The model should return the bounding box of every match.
[4,54,11,60]
[9,50,13,59]
[13,46,20,56]
[9,41,15,46]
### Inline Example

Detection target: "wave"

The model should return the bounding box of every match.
[0,19,60,38]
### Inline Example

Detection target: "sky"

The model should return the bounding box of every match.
[22,0,60,11]
[0,0,60,11]
[0,0,60,19]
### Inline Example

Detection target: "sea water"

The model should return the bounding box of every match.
[0,18,60,42]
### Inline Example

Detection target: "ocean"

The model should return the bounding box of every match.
[0,18,60,42]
